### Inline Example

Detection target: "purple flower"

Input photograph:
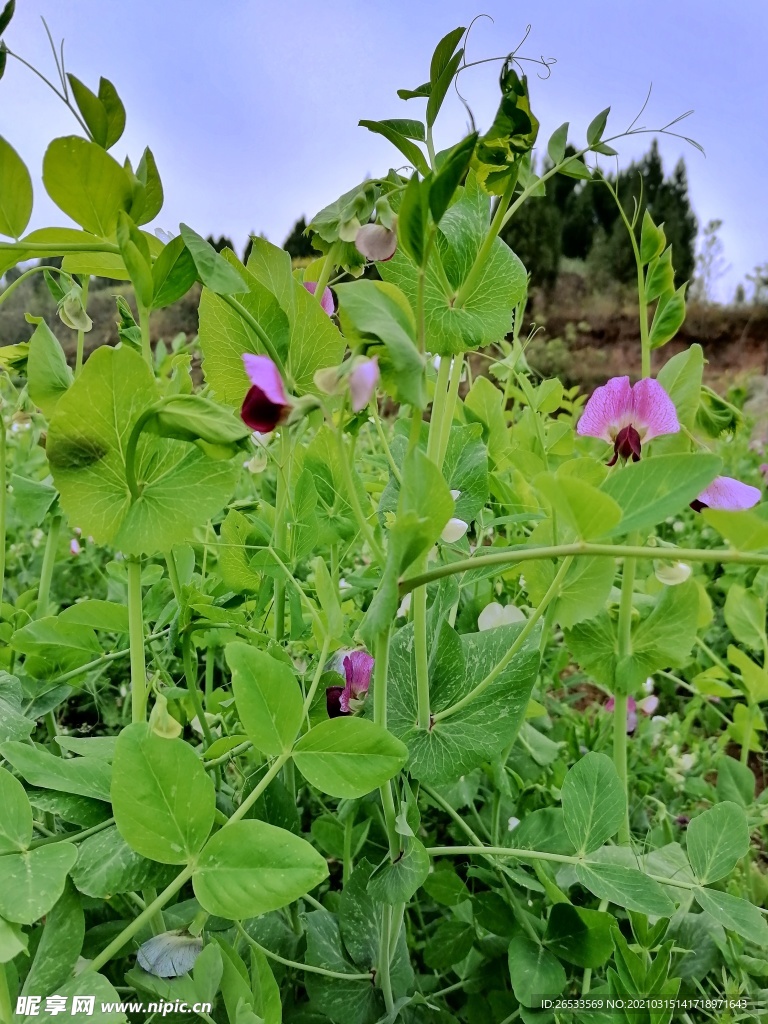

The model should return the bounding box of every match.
[303,280,335,316]
[241,354,291,433]
[577,376,680,466]
[326,650,374,717]
[349,357,380,412]
[691,475,761,512]
[605,693,659,733]
[356,223,397,262]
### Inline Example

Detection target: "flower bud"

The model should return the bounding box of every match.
[441,517,468,543]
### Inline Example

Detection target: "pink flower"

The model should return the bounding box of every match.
[691,475,762,512]
[241,354,291,433]
[605,693,659,733]
[577,376,680,465]
[349,357,380,412]
[303,280,335,316]
[356,223,397,262]
[70,538,81,556]
[326,650,374,718]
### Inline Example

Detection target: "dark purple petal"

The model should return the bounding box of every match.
[608,424,642,465]
[242,354,289,406]
[241,385,288,432]
[326,686,346,718]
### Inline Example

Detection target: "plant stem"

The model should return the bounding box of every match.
[235,922,370,981]
[400,541,768,593]
[30,816,114,848]
[373,628,399,861]
[127,558,147,723]
[182,634,214,749]
[273,429,290,642]
[37,513,61,617]
[615,551,637,845]
[75,276,90,375]
[454,170,519,308]
[138,303,152,365]
[436,353,464,467]
[335,420,384,564]
[378,904,395,1014]
[432,556,573,724]
[311,245,337,303]
[302,634,332,721]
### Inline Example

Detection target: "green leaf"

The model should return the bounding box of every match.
[693,887,768,946]
[313,556,342,637]
[146,394,250,451]
[67,74,109,148]
[367,836,430,904]
[71,825,174,898]
[378,119,425,141]
[0,741,111,801]
[293,717,408,798]
[199,239,344,398]
[510,808,574,856]
[0,0,15,36]
[566,580,699,691]
[0,843,77,924]
[26,316,73,418]
[561,752,625,854]
[423,919,474,971]
[0,764,32,852]
[429,26,465,86]
[98,77,126,148]
[645,247,674,302]
[586,107,610,145]
[0,135,33,238]
[0,917,27,964]
[702,503,768,551]
[507,934,566,1007]
[686,802,750,884]
[545,903,614,968]
[225,641,303,756]
[58,601,129,634]
[21,881,84,998]
[192,820,328,918]
[649,284,687,349]
[380,174,526,355]
[724,584,765,650]
[17,973,127,1023]
[547,122,569,165]
[11,615,101,678]
[179,223,246,294]
[397,172,429,266]
[535,473,622,541]
[429,132,478,223]
[151,234,198,309]
[111,723,215,864]
[303,912,380,1024]
[559,155,592,180]
[575,861,676,917]
[335,279,425,408]
[358,120,430,177]
[10,475,58,527]
[47,345,240,556]
[601,453,721,536]
[640,209,666,265]
[716,755,755,808]
[421,863,471,905]
[426,47,463,128]
[43,136,132,235]
[128,147,164,225]
[472,67,539,194]
[656,344,703,430]
[116,210,153,308]
[387,618,540,783]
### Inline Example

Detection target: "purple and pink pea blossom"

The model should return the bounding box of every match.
[349,357,380,412]
[691,475,761,512]
[356,223,397,262]
[240,354,291,433]
[605,693,660,733]
[577,375,679,465]
[326,649,374,718]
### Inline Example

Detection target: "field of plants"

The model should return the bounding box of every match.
[0,8,767,1024]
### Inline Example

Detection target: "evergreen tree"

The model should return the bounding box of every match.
[282,217,317,260]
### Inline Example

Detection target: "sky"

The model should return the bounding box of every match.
[2,0,767,301]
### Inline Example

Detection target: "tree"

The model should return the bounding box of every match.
[206,235,235,254]
[283,217,318,260]
[690,219,729,303]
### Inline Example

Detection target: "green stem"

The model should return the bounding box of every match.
[219,294,287,381]
[400,541,768,593]
[0,241,121,254]
[615,551,637,845]
[182,634,214,749]
[740,706,753,766]
[302,635,332,720]
[373,628,399,861]
[37,513,61,617]
[0,264,68,309]
[138,303,152,365]
[42,629,170,686]
[336,420,385,564]
[124,406,158,501]
[606,179,651,376]
[311,244,338,303]
[436,353,464,467]
[342,814,353,886]
[0,962,11,1024]
[235,922,370,981]
[30,816,115,848]
[273,429,290,642]
[75,276,89,376]
[127,558,147,723]
[378,905,395,1014]
[370,402,401,484]
[432,556,573,724]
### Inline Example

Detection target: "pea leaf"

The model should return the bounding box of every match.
[21,881,84,998]
[507,935,565,1007]
[27,316,73,418]
[0,741,111,802]
[575,861,676,917]
[192,820,328,919]
[111,724,215,864]
[686,802,750,884]
[43,136,132,236]
[0,843,77,924]
[225,642,303,756]
[545,903,614,968]
[561,752,625,854]
[693,887,768,946]
[0,764,32,852]
[292,718,408,799]
[0,135,33,238]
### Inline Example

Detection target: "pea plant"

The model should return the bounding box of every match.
[0,8,767,1024]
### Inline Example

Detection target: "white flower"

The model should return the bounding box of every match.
[507,816,520,832]
[69,538,81,556]
[637,695,659,715]
[397,593,412,618]
[244,450,268,473]
[478,602,526,631]
[441,518,468,543]
[450,489,461,501]
[643,677,655,694]
[339,577,352,591]
[655,561,692,586]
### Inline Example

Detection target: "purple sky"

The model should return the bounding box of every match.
[3,1,767,300]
